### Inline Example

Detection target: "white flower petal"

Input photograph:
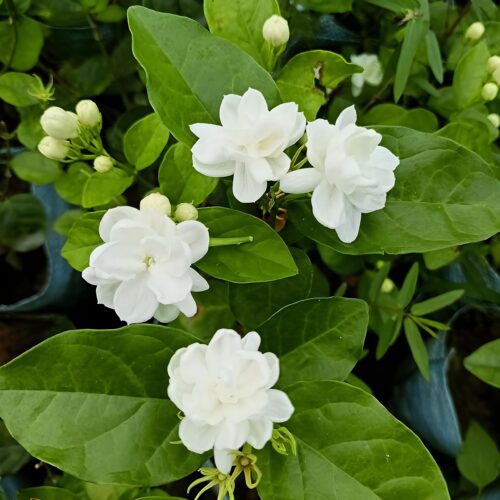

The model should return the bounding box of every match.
[96,282,119,308]
[219,94,242,128]
[99,206,141,242]
[280,168,323,194]
[214,421,249,450]
[335,105,357,129]
[232,163,268,203]
[189,269,209,292]
[267,153,291,180]
[370,146,400,171]
[154,304,180,323]
[148,264,192,304]
[214,448,236,474]
[263,352,280,388]
[306,119,335,170]
[192,156,236,178]
[238,88,268,124]
[311,180,346,229]
[335,201,362,243]
[246,157,274,183]
[179,418,217,454]
[246,418,273,449]
[264,389,294,422]
[113,273,158,324]
[90,242,145,281]
[241,331,261,351]
[176,220,210,263]
[175,293,197,317]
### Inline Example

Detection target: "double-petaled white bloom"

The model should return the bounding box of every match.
[168,329,294,473]
[82,205,209,324]
[190,88,306,203]
[40,107,79,140]
[280,105,399,243]
[350,54,384,97]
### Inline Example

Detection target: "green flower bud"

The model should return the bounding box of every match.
[488,113,500,128]
[175,202,198,221]
[481,82,498,101]
[487,55,500,74]
[464,22,485,41]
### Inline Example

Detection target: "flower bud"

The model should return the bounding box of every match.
[40,107,79,140]
[38,136,69,161]
[140,192,171,216]
[492,67,500,86]
[262,15,289,47]
[481,82,498,101]
[76,99,102,128]
[487,55,500,74]
[488,113,500,128]
[381,278,395,294]
[93,155,113,173]
[175,202,198,221]
[464,22,485,41]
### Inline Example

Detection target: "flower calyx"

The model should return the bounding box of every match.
[187,467,236,500]
[271,426,297,456]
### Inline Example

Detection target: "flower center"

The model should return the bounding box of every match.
[143,256,155,268]
[215,379,239,404]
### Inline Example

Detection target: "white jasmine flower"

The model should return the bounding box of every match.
[40,106,79,140]
[262,15,290,47]
[190,88,306,203]
[140,192,171,216]
[82,205,209,324]
[168,329,294,473]
[464,21,485,41]
[350,54,384,97]
[76,99,102,128]
[175,203,198,222]
[93,155,113,173]
[280,105,399,243]
[37,136,69,161]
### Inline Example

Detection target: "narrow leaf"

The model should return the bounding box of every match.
[411,289,464,316]
[404,318,430,380]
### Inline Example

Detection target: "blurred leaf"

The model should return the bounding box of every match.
[425,30,443,83]
[364,0,418,12]
[18,487,79,500]
[411,289,464,316]
[464,339,500,389]
[404,318,430,380]
[423,247,459,270]
[9,151,62,185]
[0,421,30,476]
[53,209,82,237]
[16,105,44,149]
[0,72,39,106]
[398,262,419,308]
[297,0,352,13]
[360,103,438,132]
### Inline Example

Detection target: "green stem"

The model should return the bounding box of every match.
[209,236,254,247]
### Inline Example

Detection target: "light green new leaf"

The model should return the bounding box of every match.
[229,248,314,330]
[453,42,490,109]
[0,73,40,106]
[128,6,280,146]
[124,113,170,170]
[61,211,104,271]
[0,325,204,486]
[457,421,500,490]
[9,151,62,185]
[411,289,464,316]
[204,0,279,70]
[158,142,218,205]
[287,127,500,255]
[259,297,368,387]
[256,381,449,500]
[425,30,443,83]
[197,207,297,283]
[277,50,361,120]
[464,339,500,388]
[404,318,430,380]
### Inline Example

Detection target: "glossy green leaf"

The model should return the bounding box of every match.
[123,113,170,170]
[0,325,204,486]
[453,42,490,109]
[425,30,443,83]
[61,211,104,271]
[457,421,500,490]
[404,318,430,380]
[410,289,464,316]
[197,207,297,283]
[128,6,280,145]
[277,50,361,120]
[256,381,449,500]
[259,297,368,387]
[9,151,62,185]
[204,0,279,70]
[398,262,419,308]
[53,209,82,237]
[423,247,459,270]
[158,142,218,205]
[464,339,500,389]
[287,127,500,255]
[18,487,79,500]
[229,248,314,329]
[0,72,39,106]
[360,104,438,132]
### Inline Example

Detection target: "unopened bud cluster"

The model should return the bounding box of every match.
[140,193,199,222]
[481,55,500,103]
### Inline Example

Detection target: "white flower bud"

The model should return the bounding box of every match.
[481,82,498,101]
[93,155,113,173]
[488,113,500,128]
[381,278,395,294]
[40,107,79,140]
[492,67,500,86]
[140,192,171,216]
[38,136,69,161]
[175,203,198,222]
[76,99,102,128]
[464,22,485,41]
[487,55,500,74]
[262,15,289,47]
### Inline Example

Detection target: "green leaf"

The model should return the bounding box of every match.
[123,113,170,170]
[360,104,438,132]
[345,373,373,394]
[0,17,44,71]
[423,247,459,270]
[55,162,92,205]
[0,421,30,476]
[53,209,82,237]
[61,211,104,271]
[0,193,46,252]
[158,142,218,205]
[9,151,62,185]
[364,0,418,11]
[398,262,419,308]
[229,248,314,329]
[17,105,44,149]
[410,289,464,316]
[464,339,500,389]
[457,421,500,490]
[259,297,368,387]
[296,0,352,13]
[128,6,280,145]
[0,72,39,106]
[403,318,430,380]
[18,487,80,500]
[453,42,490,109]
[256,381,449,500]
[204,0,279,70]
[197,207,297,283]
[287,127,500,255]
[425,30,443,83]
[277,50,361,120]
[394,18,428,101]
[0,325,204,486]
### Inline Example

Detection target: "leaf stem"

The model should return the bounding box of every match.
[209,236,254,247]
